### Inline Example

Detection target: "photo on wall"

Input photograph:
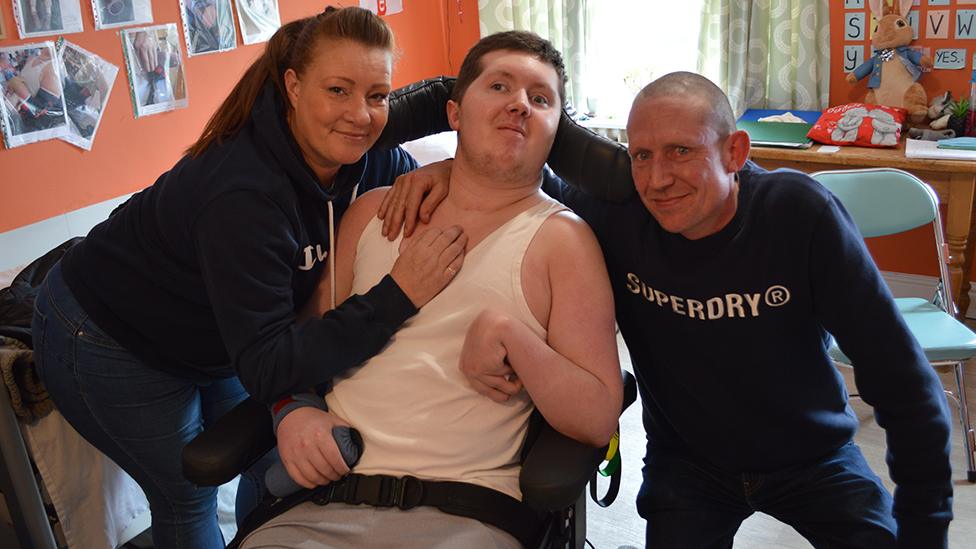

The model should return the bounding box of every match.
[0,41,69,148]
[57,39,118,150]
[11,0,84,39]
[90,0,153,30]
[235,0,279,45]
[121,24,188,118]
[179,0,237,56]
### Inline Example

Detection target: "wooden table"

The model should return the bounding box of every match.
[749,140,976,318]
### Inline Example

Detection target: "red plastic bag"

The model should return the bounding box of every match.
[806,103,907,148]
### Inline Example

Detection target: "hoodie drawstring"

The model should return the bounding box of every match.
[327,200,336,310]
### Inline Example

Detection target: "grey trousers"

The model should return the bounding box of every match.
[239,502,523,548]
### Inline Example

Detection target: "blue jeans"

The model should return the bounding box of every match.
[32,262,264,549]
[637,442,896,549]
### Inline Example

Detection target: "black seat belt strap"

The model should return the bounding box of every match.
[228,474,544,548]
[320,474,543,547]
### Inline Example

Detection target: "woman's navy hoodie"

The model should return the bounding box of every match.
[60,81,418,403]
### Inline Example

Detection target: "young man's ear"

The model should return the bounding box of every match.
[447,99,461,132]
[725,130,751,173]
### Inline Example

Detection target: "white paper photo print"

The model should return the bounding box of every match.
[121,24,189,117]
[235,0,279,45]
[57,39,118,150]
[90,0,153,31]
[11,0,84,39]
[0,41,70,148]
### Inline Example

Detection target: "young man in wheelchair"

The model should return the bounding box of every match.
[239,31,624,549]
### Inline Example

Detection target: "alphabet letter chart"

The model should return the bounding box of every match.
[840,0,976,103]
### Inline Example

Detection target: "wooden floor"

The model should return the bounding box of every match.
[585,336,976,549]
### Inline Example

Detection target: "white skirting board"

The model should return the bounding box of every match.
[882,270,941,299]
[881,270,976,319]
[0,194,131,272]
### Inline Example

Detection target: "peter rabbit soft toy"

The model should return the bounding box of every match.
[846,0,932,123]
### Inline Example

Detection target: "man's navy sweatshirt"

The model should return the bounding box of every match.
[61,82,418,404]
[546,161,953,545]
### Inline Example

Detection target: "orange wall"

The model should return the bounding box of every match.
[828,1,968,280]
[0,0,480,233]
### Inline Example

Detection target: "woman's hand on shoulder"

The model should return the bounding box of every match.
[377,159,453,240]
[390,224,466,308]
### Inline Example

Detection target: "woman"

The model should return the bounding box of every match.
[31,7,464,548]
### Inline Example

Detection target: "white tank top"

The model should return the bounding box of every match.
[326,198,566,500]
[19,57,54,96]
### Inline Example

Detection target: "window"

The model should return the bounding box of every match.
[581,1,705,122]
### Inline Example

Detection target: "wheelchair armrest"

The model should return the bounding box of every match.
[182,397,275,486]
[520,370,638,511]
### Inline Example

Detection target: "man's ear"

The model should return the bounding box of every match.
[284,68,300,109]
[447,99,461,131]
[725,129,751,173]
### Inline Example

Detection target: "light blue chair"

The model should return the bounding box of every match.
[812,167,976,482]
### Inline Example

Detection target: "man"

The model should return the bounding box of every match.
[583,72,951,548]
[385,71,953,548]
[240,32,623,549]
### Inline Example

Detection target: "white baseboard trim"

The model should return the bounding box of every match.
[880,271,939,299]
[880,270,976,319]
[0,193,132,272]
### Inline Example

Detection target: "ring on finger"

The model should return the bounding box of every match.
[446,266,457,277]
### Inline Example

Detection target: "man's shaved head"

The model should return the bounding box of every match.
[625,70,750,240]
[633,72,736,137]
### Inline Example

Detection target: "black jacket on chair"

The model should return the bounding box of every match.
[0,237,82,347]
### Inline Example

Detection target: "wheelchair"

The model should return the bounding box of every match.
[181,77,638,548]
[182,370,637,549]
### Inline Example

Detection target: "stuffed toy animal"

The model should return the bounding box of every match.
[928,91,953,129]
[846,0,932,124]
[928,91,953,120]
[907,127,955,141]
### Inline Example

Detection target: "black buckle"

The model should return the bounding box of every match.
[385,476,424,510]
[312,483,337,506]
[327,475,425,510]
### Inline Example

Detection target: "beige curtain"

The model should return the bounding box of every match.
[477,0,591,109]
[698,0,831,115]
